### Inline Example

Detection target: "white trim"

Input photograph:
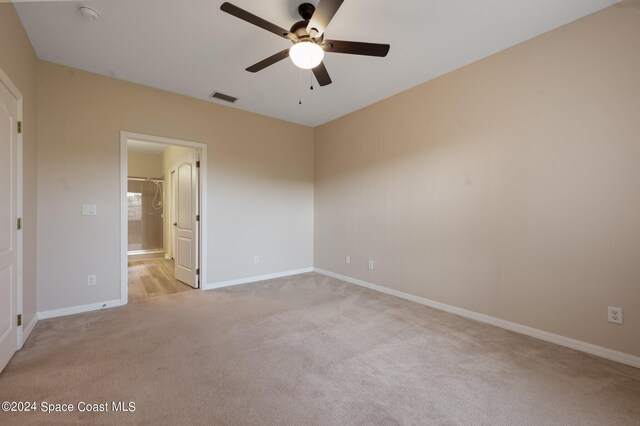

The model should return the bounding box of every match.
[128,249,164,256]
[166,166,177,260]
[22,314,38,343]
[37,300,123,320]
[0,67,24,351]
[313,268,640,369]
[120,132,208,304]
[203,267,314,290]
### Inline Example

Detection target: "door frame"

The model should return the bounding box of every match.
[119,131,207,304]
[167,167,177,260]
[0,67,24,350]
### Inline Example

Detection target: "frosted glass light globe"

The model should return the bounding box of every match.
[289,42,324,69]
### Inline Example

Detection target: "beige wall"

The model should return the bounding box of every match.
[314,5,640,357]
[128,151,164,179]
[37,61,314,311]
[0,4,38,327]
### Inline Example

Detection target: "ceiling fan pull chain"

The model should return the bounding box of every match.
[310,71,314,91]
[299,68,302,105]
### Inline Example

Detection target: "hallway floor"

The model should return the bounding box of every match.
[128,258,194,303]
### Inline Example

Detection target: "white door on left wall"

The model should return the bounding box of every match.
[0,77,19,373]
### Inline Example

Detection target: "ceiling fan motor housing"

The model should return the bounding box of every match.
[298,3,316,21]
[292,3,325,42]
[290,20,322,42]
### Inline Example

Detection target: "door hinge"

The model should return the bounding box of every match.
[17,218,22,230]
[17,121,23,134]
[17,314,22,327]
[196,214,200,222]
[196,268,200,276]
[196,161,200,168]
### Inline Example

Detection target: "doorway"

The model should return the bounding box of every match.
[127,140,165,257]
[120,132,207,305]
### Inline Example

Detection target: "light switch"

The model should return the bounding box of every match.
[82,204,97,216]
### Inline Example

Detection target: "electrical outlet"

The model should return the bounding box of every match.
[82,204,97,216]
[253,256,260,264]
[87,274,97,286]
[368,259,374,270]
[345,256,351,264]
[608,306,623,324]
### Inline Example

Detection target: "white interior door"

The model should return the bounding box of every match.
[0,78,19,372]
[174,154,198,288]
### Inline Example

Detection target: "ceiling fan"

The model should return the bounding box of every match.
[220,1,390,87]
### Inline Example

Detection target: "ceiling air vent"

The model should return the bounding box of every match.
[210,91,238,103]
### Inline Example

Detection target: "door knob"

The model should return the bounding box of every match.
[173,222,177,227]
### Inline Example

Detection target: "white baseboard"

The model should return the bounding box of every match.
[313,268,640,369]
[203,267,314,290]
[22,313,38,343]
[37,299,124,320]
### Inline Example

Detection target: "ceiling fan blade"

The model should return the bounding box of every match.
[306,0,344,38]
[323,40,390,57]
[246,49,290,73]
[221,2,293,40]
[312,62,332,87]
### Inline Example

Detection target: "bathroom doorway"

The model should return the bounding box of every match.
[120,132,208,305]
[127,140,165,257]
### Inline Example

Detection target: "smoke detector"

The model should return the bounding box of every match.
[78,6,100,21]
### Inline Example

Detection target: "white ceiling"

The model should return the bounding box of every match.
[15,0,617,127]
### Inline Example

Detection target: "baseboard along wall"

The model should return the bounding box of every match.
[37,299,124,320]
[203,267,314,290]
[22,314,38,345]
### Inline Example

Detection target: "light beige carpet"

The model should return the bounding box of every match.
[0,272,639,425]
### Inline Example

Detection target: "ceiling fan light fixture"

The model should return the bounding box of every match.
[289,41,324,70]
